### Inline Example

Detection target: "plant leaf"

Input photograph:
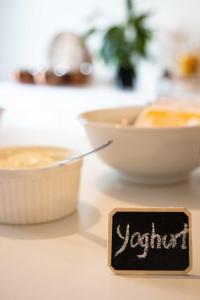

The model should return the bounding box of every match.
[82,27,97,41]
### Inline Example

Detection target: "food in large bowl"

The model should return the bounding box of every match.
[0,146,82,224]
[79,106,200,184]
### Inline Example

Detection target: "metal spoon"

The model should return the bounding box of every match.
[51,140,113,167]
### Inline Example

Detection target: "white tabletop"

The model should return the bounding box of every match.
[0,82,199,300]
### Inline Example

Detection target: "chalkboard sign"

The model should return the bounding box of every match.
[108,208,192,275]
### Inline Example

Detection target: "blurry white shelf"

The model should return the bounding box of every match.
[0,81,154,132]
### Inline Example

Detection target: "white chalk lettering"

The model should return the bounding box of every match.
[115,224,130,257]
[150,223,162,249]
[175,223,188,250]
[114,222,188,259]
[130,232,140,248]
[162,234,176,249]
[137,233,150,258]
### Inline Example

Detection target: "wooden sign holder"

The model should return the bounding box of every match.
[108,207,192,275]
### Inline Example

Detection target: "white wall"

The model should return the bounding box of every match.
[1,0,200,80]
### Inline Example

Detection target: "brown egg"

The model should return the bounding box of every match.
[13,70,34,84]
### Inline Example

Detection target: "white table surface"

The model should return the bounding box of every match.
[0,82,199,300]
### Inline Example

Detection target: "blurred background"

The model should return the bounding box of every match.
[1,0,200,88]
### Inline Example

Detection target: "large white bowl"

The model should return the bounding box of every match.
[80,106,200,184]
[0,146,82,224]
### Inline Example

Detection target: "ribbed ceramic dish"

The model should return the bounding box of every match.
[0,146,82,224]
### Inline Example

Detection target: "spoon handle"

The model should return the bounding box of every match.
[57,140,113,167]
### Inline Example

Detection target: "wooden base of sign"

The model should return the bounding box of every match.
[108,207,192,275]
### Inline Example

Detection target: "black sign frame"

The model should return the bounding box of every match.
[108,207,192,275]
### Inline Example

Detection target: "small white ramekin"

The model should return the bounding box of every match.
[0,146,82,224]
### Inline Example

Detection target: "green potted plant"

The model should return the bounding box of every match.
[83,0,153,88]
